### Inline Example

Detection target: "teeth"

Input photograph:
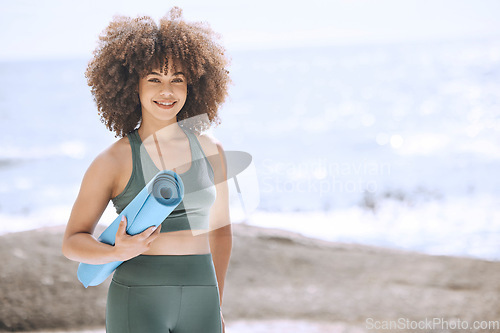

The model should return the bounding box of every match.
[157,101,174,106]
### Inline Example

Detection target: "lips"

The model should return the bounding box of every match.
[154,100,177,109]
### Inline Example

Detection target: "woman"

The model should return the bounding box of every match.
[62,7,232,333]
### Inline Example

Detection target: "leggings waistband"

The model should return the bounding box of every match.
[112,253,218,287]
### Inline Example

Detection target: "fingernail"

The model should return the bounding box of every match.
[152,226,157,231]
[121,215,125,222]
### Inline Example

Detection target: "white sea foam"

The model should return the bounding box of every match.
[0,141,87,160]
[247,194,500,261]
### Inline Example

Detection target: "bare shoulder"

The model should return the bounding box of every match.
[84,136,132,192]
[195,132,228,180]
[196,132,225,156]
[106,135,132,163]
[64,135,132,238]
[92,136,130,171]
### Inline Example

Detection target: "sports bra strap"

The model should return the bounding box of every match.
[127,127,213,181]
[127,130,145,182]
[182,128,214,175]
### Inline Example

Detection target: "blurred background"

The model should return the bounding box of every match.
[1,0,500,261]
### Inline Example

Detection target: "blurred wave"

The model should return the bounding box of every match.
[1,36,499,259]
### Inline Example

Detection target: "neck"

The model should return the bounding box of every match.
[138,115,184,142]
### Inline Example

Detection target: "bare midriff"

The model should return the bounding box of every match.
[141,229,211,255]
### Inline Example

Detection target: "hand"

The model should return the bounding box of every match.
[220,310,225,333]
[113,215,162,261]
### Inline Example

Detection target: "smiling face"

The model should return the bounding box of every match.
[138,60,188,124]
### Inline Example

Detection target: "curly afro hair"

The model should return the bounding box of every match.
[85,7,231,137]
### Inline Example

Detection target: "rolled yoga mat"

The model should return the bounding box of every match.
[77,169,184,288]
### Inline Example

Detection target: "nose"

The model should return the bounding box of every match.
[159,82,174,97]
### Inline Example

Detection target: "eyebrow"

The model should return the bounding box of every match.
[147,71,185,76]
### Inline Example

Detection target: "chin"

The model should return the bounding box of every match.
[150,109,181,121]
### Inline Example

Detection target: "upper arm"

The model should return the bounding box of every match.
[63,147,119,243]
[198,134,231,231]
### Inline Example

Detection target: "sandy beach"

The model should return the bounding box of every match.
[2,223,500,332]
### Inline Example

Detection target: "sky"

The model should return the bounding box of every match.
[0,0,500,61]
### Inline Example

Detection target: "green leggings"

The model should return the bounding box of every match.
[106,253,222,333]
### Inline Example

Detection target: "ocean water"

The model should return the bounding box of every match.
[1,37,499,260]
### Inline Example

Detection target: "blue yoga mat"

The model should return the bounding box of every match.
[77,169,184,288]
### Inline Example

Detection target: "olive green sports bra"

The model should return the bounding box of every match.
[111,126,216,233]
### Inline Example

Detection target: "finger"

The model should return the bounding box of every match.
[142,224,159,238]
[151,224,162,236]
[117,215,127,234]
[149,224,162,239]
[145,225,162,244]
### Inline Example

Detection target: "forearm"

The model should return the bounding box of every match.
[62,232,121,265]
[209,223,233,306]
